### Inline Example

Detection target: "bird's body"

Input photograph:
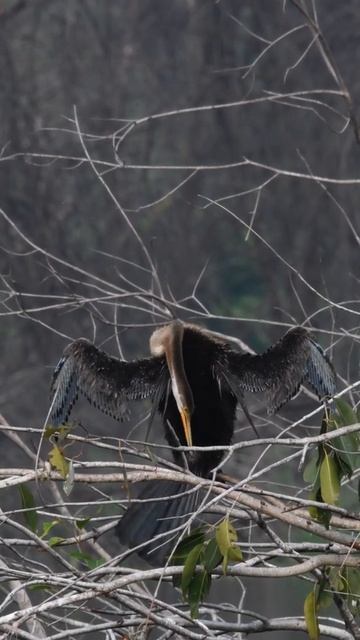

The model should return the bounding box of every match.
[157,325,236,477]
[49,321,336,562]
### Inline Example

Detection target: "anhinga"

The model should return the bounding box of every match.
[50,321,336,562]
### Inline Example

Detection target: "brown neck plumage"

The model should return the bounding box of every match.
[150,321,194,446]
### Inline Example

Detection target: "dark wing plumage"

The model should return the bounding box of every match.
[50,338,168,426]
[218,327,336,414]
[305,338,336,401]
[116,480,199,564]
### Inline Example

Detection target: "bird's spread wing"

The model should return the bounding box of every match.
[218,327,336,414]
[50,338,168,426]
[305,338,336,401]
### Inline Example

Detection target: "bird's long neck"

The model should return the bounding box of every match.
[166,323,194,416]
[150,322,194,446]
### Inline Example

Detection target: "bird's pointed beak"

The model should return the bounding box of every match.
[180,406,193,447]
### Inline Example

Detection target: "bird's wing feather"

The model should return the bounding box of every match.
[305,338,336,400]
[116,480,199,564]
[218,327,336,414]
[50,338,168,425]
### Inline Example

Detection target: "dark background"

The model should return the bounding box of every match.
[0,1,359,637]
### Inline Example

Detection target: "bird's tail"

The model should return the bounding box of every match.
[116,480,199,565]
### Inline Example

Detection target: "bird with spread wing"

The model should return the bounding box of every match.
[50,321,336,562]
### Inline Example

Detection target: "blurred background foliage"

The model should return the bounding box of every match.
[0,1,360,636]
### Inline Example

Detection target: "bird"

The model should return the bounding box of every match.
[49,321,336,562]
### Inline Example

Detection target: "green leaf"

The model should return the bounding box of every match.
[228,545,243,562]
[76,517,92,530]
[320,452,340,505]
[187,569,211,618]
[18,484,38,533]
[40,520,59,539]
[316,577,332,609]
[340,567,360,594]
[48,445,69,479]
[303,451,320,484]
[216,517,235,555]
[177,538,212,618]
[332,428,359,477]
[28,583,52,592]
[308,487,330,527]
[172,527,206,564]
[304,590,319,640]
[335,399,358,426]
[341,568,360,613]
[317,588,332,609]
[215,517,242,574]
[48,536,65,547]
[308,466,321,497]
[181,543,204,598]
[328,568,346,592]
[335,451,353,479]
[347,568,360,596]
[203,537,222,572]
[45,425,71,441]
